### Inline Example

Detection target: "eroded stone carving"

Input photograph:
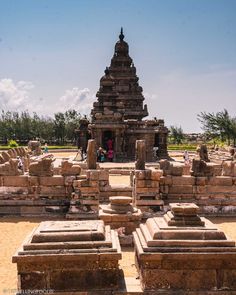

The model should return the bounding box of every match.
[61,160,81,176]
[29,157,54,176]
[28,140,42,156]
[0,158,21,176]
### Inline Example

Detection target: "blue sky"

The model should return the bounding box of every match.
[0,0,236,132]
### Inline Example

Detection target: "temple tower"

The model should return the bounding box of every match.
[90,29,168,161]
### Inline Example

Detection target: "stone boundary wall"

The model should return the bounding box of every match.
[133,160,236,216]
[160,175,236,215]
[1,159,236,216]
[0,175,73,216]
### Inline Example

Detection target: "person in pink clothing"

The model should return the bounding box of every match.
[107,138,113,150]
[107,149,114,162]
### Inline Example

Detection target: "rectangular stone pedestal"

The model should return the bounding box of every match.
[13,220,122,293]
[133,203,236,292]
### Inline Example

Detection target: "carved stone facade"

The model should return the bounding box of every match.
[89,29,168,161]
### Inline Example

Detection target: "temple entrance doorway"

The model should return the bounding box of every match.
[102,130,115,151]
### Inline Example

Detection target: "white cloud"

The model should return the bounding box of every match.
[0,80,95,116]
[0,78,34,111]
[58,87,94,115]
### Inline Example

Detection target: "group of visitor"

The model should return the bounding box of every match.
[97,138,114,162]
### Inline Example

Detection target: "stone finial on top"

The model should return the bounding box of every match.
[119,27,124,41]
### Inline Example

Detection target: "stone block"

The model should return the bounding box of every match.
[195,177,207,186]
[206,185,236,194]
[40,186,66,196]
[99,170,109,181]
[80,187,99,193]
[28,176,39,186]
[99,180,109,187]
[159,185,169,194]
[64,176,76,186]
[73,179,89,188]
[160,176,172,185]
[182,165,191,175]
[139,269,217,291]
[171,164,183,176]
[3,175,29,187]
[169,185,193,194]
[135,169,152,180]
[135,187,158,193]
[172,176,195,186]
[39,176,65,186]
[222,161,234,176]
[193,186,207,194]
[18,272,46,290]
[136,180,159,188]
[208,176,233,186]
[151,169,163,181]
[61,160,81,176]
[87,170,100,180]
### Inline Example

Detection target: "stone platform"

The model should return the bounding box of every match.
[133,203,236,292]
[99,196,142,235]
[13,220,122,293]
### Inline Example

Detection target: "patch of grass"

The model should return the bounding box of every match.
[168,144,197,151]
[0,145,78,150]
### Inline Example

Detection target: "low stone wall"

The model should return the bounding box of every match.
[160,175,236,215]
[0,175,72,216]
[132,160,236,215]
[1,155,236,216]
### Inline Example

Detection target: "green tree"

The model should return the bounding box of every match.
[198,109,236,146]
[64,110,81,143]
[54,112,66,144]
[169,125,184,144]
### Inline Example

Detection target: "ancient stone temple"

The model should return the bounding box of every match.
[89,28,168,161]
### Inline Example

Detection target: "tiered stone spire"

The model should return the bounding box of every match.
[91,28,148,122]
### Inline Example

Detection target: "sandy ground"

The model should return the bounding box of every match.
[0,216,236,293]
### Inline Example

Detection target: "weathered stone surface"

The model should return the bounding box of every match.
[134,203,236,292]
[87,139,97,169]
[1,151,10,162]
[87,169,100,180]
[197,144,210,162]
[29,157,54,176]
[3,175,29,187]
[172,176,195,185]
[0,159,21,176]
[13,220,122,292]
[100,196,142,235]
[61,160,81,176]
[135,140,146,170]
[191,159,214,177]
[28,140,42,156]
[151,169,163,181]
[39,176,64,186]
[222,160,235,176]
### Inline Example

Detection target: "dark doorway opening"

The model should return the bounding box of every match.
[102,130,114,151]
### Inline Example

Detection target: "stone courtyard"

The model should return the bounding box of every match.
[0,141,236,294]
[0,29,236,294]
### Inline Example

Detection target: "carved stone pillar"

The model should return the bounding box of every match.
[135,140,146,170]
[86,140,97,169]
